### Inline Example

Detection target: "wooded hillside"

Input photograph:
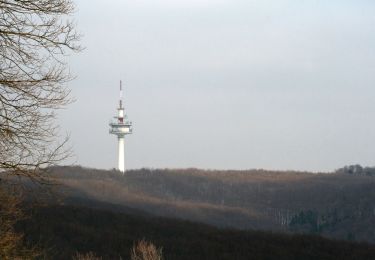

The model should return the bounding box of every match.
[18,204,375,260]
[40,166,375,244]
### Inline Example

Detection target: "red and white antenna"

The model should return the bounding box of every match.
[119,80,123,109]
[109,80,133,173]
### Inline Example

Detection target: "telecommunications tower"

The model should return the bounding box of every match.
[109,81,133,173]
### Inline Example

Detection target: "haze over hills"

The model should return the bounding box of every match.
[2,1,375,259]
[41,165,375,244]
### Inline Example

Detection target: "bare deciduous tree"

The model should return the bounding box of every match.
[0,186,39,259]
[0,0,81,180]
[72,252,102,260]
[131,240,163,260]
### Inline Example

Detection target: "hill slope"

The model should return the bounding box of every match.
[43,166,375,243]
[19,204,375,260]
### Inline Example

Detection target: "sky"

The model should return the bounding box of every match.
[60,0,375,172]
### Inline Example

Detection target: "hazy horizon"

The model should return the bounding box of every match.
[60,0,375,172]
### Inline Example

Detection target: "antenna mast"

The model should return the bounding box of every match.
[119,80,123,109]
[109,80,133,173]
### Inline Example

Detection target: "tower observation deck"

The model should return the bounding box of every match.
[109,81,133,173]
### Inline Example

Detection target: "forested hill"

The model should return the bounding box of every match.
[46,166,375,244]
[18,204,375,260]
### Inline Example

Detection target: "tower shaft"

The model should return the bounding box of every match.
[118,136,125,173]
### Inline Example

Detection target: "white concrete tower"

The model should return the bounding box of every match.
[109,81,133,173]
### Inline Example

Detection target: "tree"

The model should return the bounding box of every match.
[0,186,39,259]
[0,1,81,257]
[0,0,81,180]
[131,240,163,260]
[73,252,102,260]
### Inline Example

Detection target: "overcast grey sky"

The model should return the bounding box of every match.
[60,0,375,172]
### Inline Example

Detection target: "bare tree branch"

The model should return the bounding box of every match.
[0,0,81,180]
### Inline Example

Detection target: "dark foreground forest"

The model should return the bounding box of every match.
[18,203,375,260]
